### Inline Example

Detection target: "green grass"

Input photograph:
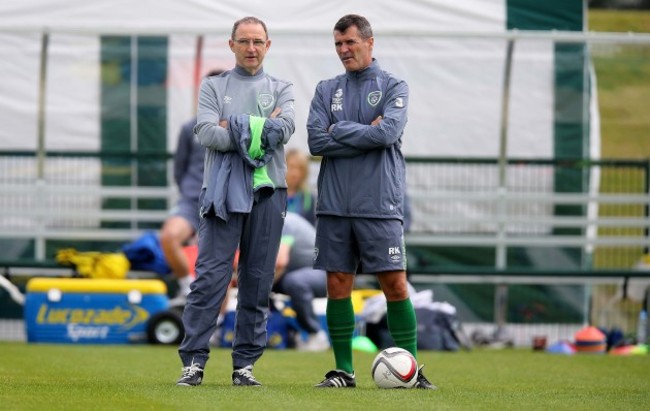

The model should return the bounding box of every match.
[587,10,650,312]
[589,10,650,33]
[588,10,650,159]
[1,342,650,411]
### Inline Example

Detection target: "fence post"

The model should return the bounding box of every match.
[35,31,50,261]
[494,38,515,332]
[643,158,650,254]
[36,31,49,181]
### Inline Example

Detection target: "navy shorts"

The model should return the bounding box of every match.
[169,197,200,232]
[314,216,407,274]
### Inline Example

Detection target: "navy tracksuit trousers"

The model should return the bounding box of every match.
[179,189,286,369]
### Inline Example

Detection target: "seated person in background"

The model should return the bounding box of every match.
[159,69,225,301]
[273,212,329,351]
[159,116,202,300]
[285,148,317,226]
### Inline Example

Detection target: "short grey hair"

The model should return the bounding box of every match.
[231,16,268,40]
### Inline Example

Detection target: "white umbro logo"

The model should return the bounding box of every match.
[224,95,232,104]
[389,247,401,262]
[331,88,343,112]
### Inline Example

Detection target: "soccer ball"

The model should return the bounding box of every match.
[371,347,418,389]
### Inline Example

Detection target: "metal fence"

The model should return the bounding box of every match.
[405,157,650,268]
[1,152,650,343]
[2,153,648,261]
[0,151,176,260]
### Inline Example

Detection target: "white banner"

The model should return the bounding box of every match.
[0,0,590,161]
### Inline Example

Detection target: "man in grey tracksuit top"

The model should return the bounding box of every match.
[177,16,295,387]
[307,14,435,390]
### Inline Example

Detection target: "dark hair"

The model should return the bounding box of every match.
[333,14,373,39]
[231,16,268,40]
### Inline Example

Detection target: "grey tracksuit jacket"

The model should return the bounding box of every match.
[307,59,409,221]
[180,66,294,369]
[194,66,295,218]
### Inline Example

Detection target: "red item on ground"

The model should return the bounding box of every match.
[574,326,606,353]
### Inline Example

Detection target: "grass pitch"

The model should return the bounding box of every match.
[1,342,649,411]
[589,10,650,160]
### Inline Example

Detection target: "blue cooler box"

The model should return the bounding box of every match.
[24,278,168,344]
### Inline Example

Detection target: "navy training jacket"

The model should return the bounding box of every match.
[307,59,409,220]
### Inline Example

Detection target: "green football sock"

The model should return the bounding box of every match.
[326,297,355,374]
[387,298,418,360]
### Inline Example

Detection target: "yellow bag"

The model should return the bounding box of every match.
[56,249,130,279]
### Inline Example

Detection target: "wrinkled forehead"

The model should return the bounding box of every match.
[234,22,267,39]
[333,25,363,40]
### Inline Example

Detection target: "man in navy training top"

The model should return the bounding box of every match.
[307,14,435,390]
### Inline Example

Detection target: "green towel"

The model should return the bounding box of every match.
[248,115,274,189]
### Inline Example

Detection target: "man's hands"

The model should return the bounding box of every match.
[218,107,282,129]
[328,115,382,133]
